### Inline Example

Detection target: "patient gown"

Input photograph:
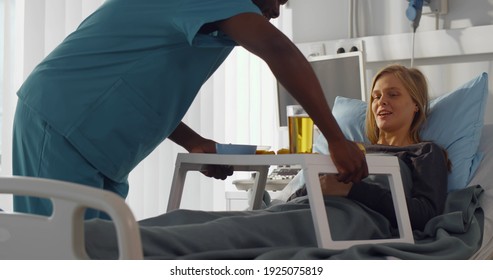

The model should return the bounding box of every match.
[85,142,456,259]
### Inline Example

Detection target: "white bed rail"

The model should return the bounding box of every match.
[0,176,143,260]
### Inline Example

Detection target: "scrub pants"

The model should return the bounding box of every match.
[12,101,129,219]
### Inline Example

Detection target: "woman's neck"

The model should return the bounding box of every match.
[377,134,415,147]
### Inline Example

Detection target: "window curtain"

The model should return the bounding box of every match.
[0,0,24,211]
[0,0,291,220]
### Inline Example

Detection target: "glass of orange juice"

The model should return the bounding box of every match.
[286,105,314,154]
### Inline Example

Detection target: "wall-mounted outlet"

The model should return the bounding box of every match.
[333,39,365,55]
[303,39,365,59]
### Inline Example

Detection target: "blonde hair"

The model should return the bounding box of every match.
[366,64,429,144]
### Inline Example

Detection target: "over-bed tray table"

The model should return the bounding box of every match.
[167,153,414,250]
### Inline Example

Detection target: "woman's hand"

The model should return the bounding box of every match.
[319,173,353,196]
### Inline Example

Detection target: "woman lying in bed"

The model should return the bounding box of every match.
[287,64,450,230]
[84,64,450,259]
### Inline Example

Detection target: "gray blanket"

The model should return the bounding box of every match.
[85,185,483,260]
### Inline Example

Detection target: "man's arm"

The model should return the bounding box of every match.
[216,13,368,183]
[168,122,211,153]
[168,122,233,180]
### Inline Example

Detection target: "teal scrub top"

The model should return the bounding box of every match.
[17,0,261,182]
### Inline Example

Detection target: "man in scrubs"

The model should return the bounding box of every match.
[13,0,368,218]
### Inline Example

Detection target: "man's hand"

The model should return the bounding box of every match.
[189,139,234,180]
[168,122,233,180]
[329,140,368,184]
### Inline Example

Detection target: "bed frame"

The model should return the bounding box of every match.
[0,176,143,260]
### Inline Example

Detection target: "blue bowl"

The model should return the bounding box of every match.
[215,143,257,155]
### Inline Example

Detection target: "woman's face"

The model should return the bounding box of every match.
[252,0,288,19]
[371,73,418,136]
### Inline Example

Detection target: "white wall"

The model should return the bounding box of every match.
[286,0,493,125]
[289,0,493,42]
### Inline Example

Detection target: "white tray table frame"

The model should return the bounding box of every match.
[167,153,414,250]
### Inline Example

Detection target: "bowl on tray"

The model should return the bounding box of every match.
[215,143,258,155]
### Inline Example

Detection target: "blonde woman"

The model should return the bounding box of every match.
[312,64,450,230]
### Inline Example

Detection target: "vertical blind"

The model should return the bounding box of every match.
[0,0,290,220]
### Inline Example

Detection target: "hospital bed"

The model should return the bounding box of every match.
[1,66,491,259]
[0,124,491,259]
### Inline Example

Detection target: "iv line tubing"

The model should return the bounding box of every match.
[411,31,416,68]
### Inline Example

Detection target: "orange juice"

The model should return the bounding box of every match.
[288,116,314,154]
